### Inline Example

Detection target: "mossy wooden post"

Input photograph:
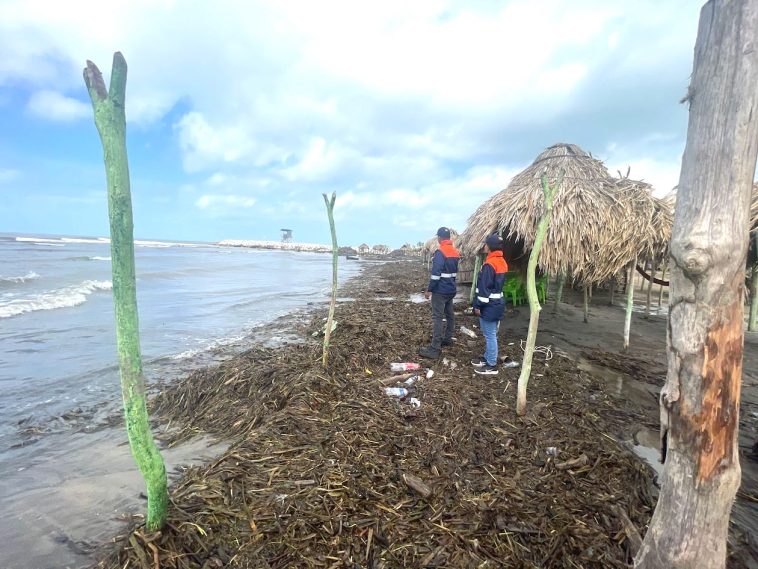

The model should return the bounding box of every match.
[645,253,656,319]
[322,192,338,367]
[636,1,757,566]
[623,256,636,351]
[83,53,167,531]
[552,273,565,313]
[469,254,483,304]
[582,284,589,323]
[516,173,559,416]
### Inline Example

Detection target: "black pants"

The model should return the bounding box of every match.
[431,293,455,349]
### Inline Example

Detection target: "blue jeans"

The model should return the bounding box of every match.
[480,317,499,366]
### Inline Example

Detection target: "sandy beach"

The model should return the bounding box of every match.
[82,260,757,568]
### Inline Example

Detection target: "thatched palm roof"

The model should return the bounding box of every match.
[421,228,460,258]
[459,143,669,284]
[750,182,758,233]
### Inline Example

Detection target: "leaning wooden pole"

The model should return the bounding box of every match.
[623,256,636,351]
[517,173,559,416]
[322,192,338,367]
[83,53,167,531]
[635,1,758,567]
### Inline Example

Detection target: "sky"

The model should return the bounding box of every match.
[0,0,703,247]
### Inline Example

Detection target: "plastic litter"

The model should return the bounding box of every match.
[385,387,409,397]
[409,397,421,408]
[403,375,420,386]
[546,447,558,457]
[426,369,434,379]
[460,326,477,338]
[390,362,422,372]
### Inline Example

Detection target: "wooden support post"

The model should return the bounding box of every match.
[645,253,656,319]
[657,261,668,309]
[750,261,758,332]
[517,172,560,416]
[322,192,338,367]
[469,254,483,304]
[623,256,636,351]
[552,273,565,313]
[583,284,589,323]
[635,1,758,567]
[83,53,168,531]
[609,276,616,305]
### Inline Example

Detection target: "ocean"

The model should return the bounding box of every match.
[0,232,363,568]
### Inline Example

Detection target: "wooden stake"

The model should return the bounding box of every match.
[609,276,616,305]
[583,284,589,323]
[469,254,483,304]
[322,192,338,368]
[636,1,758,566]
[552,273,565,313]
[623,256,636,351]
[645,253,656,319]
[83,53,168,531]
[657,261,668,309]
[517,172,560,416]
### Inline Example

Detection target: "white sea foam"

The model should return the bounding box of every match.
[0,271,40,284]
[90,256,111,261]
[0,280,112,318]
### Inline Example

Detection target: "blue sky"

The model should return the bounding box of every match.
[0,0,702,247]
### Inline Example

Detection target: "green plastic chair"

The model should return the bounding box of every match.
[536,274,548,304]
[503,272,526,306]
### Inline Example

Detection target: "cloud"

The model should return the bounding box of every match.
[0,168,21,183]
[195,194,257,210]
[26,90,89,121]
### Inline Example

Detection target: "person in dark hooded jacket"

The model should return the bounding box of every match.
[419,227,460,359]
[470,234,508,374]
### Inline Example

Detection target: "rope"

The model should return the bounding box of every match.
[519,339,553,362]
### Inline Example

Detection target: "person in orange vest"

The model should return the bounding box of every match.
[419,227,460,359]
[470,234,509,374]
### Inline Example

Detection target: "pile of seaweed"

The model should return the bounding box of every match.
[97,262,659,568]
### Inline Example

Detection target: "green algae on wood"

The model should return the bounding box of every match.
[322,192,338,367]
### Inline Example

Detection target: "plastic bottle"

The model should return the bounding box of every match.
[385,387,409,397]
[404,375,420,386]
[390,362,422,372]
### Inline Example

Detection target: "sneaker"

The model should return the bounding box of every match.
[470,357,487,367]
[441,339,454,347]
[474,364,499,375]
[501,357,520,369]
[418,346,441,359]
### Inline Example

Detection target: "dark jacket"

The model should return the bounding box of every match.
[472,250,508,321]
[427,239,460,295]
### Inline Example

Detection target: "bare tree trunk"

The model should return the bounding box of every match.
[635,1,758,567]
[645,253,656,319]
[623,256,636,351]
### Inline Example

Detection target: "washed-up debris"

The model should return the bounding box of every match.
[97,261,660,569]
[409,397,421,408]
[556,453,590,471]
[425,368,434,379]
[390,362,421,372]
[385,387,409,397]
[460,325,477,338]
[311,318,338,337]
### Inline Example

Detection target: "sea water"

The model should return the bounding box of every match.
[0,232,362,568]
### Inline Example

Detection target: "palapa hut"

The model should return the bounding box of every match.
[421,228,460,266]
[459,143,666,286]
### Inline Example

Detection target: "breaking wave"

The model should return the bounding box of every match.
[0,280,112,319]
[0,271,40,284]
